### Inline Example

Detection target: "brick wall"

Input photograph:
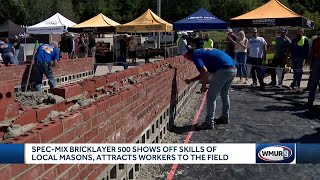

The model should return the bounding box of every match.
[0,57,94,89]
[0,56,199,180]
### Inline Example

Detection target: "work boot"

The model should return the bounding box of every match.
[196,122,213,130]
[214,117,229,124]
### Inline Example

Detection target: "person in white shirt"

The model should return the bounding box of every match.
[247,28,267,90]
[235,31,248,84]
[128,36,138,62]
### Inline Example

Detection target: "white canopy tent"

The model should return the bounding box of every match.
[26,13,76,34]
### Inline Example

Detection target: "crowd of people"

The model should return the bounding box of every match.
[181,27,320,129]
[0,35,21,65]
[59,30,96,59]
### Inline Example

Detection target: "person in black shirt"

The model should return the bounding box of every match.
[225,28,237,60]
[59,30,73,59]
[88,33,96,57]
[120,35,127,59]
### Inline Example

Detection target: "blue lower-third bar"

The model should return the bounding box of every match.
[0,144,24,164]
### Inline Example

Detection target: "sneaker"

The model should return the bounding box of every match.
[196,122,214,130]
[251,82,257,87]
[214,117,229,124]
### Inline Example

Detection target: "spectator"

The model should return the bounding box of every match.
[225,28,237,60]
[128,36,138,62]
[177,32,188,55]
[269,28,291,86]
[12,35,21,63]
[33,42,59,92]
[203,33,214,48]
[0,38,16,66]
[192,33,204,49]
[120,35,127,59]
[290,28,310,90]
[88,33,96,57]
[77,33,88,58]
[306,29,320,108]
[59,30,73,58]
[235,31,248,84]
[247,28,267,90]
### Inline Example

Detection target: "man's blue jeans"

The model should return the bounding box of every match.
[33,61,56,92]
[308,59,320,103]
[292,57,304,87]
[205,68,237,125]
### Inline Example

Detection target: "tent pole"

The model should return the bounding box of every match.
[171,31,174,57]
[24,26,27,62]
[113,32,116,63]
[164,30,167,59]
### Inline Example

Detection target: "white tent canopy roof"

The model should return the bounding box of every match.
[26,13,76,34]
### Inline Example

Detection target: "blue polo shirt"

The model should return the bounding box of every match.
[192,48,237,73]
[35,44,59,62]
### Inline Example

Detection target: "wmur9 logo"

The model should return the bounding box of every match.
[256,144,296,164]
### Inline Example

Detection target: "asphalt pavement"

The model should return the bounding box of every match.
[138,84,320,180]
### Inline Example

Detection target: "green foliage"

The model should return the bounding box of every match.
[0,0,319,29]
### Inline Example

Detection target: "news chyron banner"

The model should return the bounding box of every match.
[4,143,320,164]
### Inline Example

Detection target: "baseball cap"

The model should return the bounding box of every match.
[252,28,258,33]
[63,29,68,33]
[226,28,233,33]
[279,28,287,33]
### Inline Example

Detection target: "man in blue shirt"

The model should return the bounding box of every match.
[184,47,237,130]
[33,42,60,92]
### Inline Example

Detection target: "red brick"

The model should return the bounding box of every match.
[15,165,44,180]
[84,128,98,142]
[0,103,19,121]
[30,104,59,122]
[57,172,69,180]
[95,98,109,113]
[69,164,85,178]
[38,167,57,180]
[15,131,40,143]
[105,73,117,83]
[13,110,37,126]
[43,164,55,171]
[90,77,106,88]
[78,105,97,121]
[51,84,82,99]
[76,120,91,137]
[9,164,30,179]
[109,95,120,107]
[61,112,83,132]
[0,84,15,107]
[92,112,106,128]
[0,165,11,180]
[91,132,105,143]
[58,101,76,112]
[57,164,72,175]
[37,121,63,143]
[120,90,131,102]
[55,128,76,143]
[143,63,153,72]
[79,80,95,92]
[87,165,104,180]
